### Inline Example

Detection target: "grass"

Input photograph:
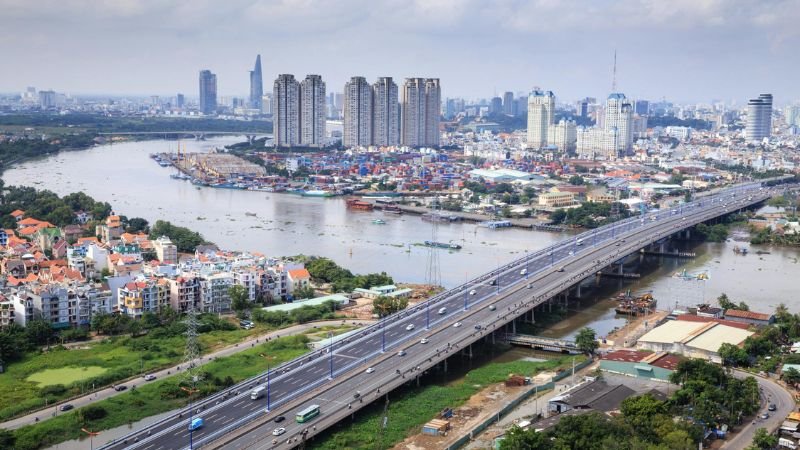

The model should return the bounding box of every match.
[311,353,583,450]
[27,367,108,387]
[0,323,273,421]
[10,333,316,450]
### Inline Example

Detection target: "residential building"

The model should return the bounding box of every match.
[746,93,773,143]
[343,76,372,147]
[372,77,399,146]
[490,96,503,114]
[39,90,57,109]
[723,309,775,327]
[604,93,633,155]
[547,118,577,153]
[0,300,16,328]
[401,78,440,147]
[273,74,301,147]
[97,214,123,243]
[300,74,326,147]
[199,69,217,115]
[249,54,263,110]
[527,89,555,149]
[200,272,233,314]
[166,276,201,313]
[287,268,311,294]
[118,279,170,319]
[152,236,178,264]
[538,191,576,208]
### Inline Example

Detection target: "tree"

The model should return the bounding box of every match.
[575,327,598,356]
[0,429,15,448]
[568,175,585,185]
[782,367,800,387]
[718,343,749,367]
[125,217,150,233]
[499,425,552,450]
[372,296,408,318]
[78,405,107,423]
[293,285,316,300]
[25,319,55,346]
[717,293,735,310]
[229,285,251,315]
[550,209,567,224]
[749,427,777,450]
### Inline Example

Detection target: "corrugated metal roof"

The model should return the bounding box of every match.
[685,324,753,353]
[639,320,706,344]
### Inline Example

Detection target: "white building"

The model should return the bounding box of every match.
[343,76,372,147]
[152,236,178,264]
[527,89,555,149]
[547,118,577,153]
[605,93,633,155]
[746,93,772,144]
[300,74,326,147]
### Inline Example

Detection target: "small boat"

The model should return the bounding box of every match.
[424,240,462,250]
[372,219,386,225]
[245,212,257,217]
[614,291,656,315]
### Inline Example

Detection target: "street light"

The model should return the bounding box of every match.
[381,317,386,353]
[525,249,529,279]
[181,385,200,450]
[328,331,334,380]
[81,428,99,450]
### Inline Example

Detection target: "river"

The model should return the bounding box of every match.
[4,136,799,340]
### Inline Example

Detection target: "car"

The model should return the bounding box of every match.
[144,374,157,381]
[438,307,447,315]
[489,304,496,311]
[353,391,361,399]
[405,324,415,331]
[520,269,527,275]
[527,283,533,289]
[615,242,621,246]
[768,404,777,411]
[420,338,429,344]
[557,266,565,272]
[397,350,406,357]
[469,289,476,295]
[59,404,74,412]
[189,417,204,431]
[761,412,770,420]
[453,322,462,328]
[274,415,286,423]
[568,251,574,256]
[272,427,286,436]
[474,325,482,330]
[113,385,127,392]
[365,367,375,374]
[489,279,497,286]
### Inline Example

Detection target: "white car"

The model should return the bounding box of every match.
[453,322,462,328]
[272,427,286,436]
[489,304,496,311]
[469,289,477,295]
[144,374,156,381]
[405,324,415,331]
[520,269,527,275]
[420,338,429,344]
[365,367,375,374]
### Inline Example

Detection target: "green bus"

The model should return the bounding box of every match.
[296,404,320,423]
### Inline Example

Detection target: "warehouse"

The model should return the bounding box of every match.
[599,349,682,382]
[637,320,753,364]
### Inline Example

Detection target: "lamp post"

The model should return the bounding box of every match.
[463,272,468,311]
[381,317,386,353]
[81,428,99,450]
[328,331,334,380]
[181,386,200,450]
[426,300,430,329]
[525,249,529,279]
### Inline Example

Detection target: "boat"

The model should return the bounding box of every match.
[672,268,710,281]
[191,179,209,186]
[614,290,656,315]
[245,212,257,217]
[424,240,462,250]
[302,190,336,197]
[372,219,386,225]
[421,213,460,223]
[481,220,513,229]
[733,246,749,255]
[346,198,374,211]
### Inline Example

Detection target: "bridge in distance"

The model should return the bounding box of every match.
[99,180,792,450]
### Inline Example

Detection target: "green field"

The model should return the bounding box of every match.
[312,354,583,450]
[27,366,108,387]
[0,323,268,421]
[11,333,316,450]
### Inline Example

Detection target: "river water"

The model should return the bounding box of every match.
[4,136,799,340]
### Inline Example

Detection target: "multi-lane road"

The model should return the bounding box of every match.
[99,182,787,450]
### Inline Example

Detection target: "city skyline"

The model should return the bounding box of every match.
[2,0,799,104]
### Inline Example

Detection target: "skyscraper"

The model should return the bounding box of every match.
[343,76,372,147]
[372,77,399,146]
[300,75,326,147]
[746,93,773,143]
[199,70,217,115]
[273,74,300,147]
[526,89,555,149]
[400,78,440,147]
[249,55,263,111]
[424,78,441,147]
[176,93,185,109]
[490,97,503,114]
[503,91,514,115]
[604,93,633,155]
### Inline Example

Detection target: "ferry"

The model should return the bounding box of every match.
[346,198,374,211]
[424,240,462,250]
[614,290,656,315]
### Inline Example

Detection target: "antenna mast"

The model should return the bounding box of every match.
[611,50,618,92]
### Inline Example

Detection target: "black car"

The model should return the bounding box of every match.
[114,385,128,392]
[59,404,74,412]
[274,415,285,423]
[768,404,777,411]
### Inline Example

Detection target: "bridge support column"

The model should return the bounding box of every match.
[492,331,495,345]
[416,375,421,387]
[468,344,473,359]
[548,298,553,313]
[659,241,666,253]
[617,263,624,275]
[684,229,691,239]
[575,284,582,299]
[444,359,447,373]
[511,319,516,334]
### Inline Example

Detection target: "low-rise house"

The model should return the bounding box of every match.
[287,268,311,294]
[353,284,413,299]
[548,378,635,414]
[724,309,775,327]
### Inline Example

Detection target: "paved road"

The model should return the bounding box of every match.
[97,182,785,450]
[1,319,373,431]
[722,370,795,450]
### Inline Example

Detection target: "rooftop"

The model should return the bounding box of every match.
[724,309,773,321]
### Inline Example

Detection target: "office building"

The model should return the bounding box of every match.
[199,69,217,115]
[634,100,649,116]
[526,89,555,149]
[746,93,773,143]
[786,105,800,127]
[273,74,300,147]
[176,93,185,109]
[605,93,633,155]
[343,76,372,147]
[249,54,263,110]
[490,96,503,114]
[372,77,399,146]
[300,74,326,147]
[39,90,56,109]
[503,91,515,115]
[576,98,589,118]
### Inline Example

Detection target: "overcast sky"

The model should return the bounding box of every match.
[2,0,799,104]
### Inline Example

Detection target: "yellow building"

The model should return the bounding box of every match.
[538,192,576,208]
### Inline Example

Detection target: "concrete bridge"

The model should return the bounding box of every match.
[98,131,272,144]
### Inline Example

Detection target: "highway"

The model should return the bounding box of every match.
[98,181,787,450]
[722,370,795,449]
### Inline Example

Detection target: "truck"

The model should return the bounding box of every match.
[250,386,267,400]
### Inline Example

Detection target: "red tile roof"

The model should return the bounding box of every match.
[601,349,651,363]
[724,309,773,321]
[649,353,682,371]
[675,314,751,330]
[288,268,311,279]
